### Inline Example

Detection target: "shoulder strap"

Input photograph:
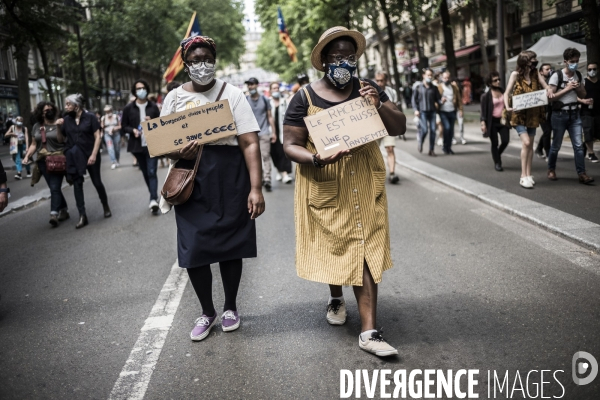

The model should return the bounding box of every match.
[41,125,47,150]
[552,70,563,89]
[215,82,227,101]
[191,82,226,172]
[302,86,314,108]
[576,70,582,83]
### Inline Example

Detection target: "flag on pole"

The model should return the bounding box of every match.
[163,12,202,83]
[277,7,297,62]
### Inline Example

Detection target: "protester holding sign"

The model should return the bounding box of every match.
[121,79,161,214]
[547,48,593,184]
[504,50,553,189]
[160,35,264,342]
[283,27,406,357]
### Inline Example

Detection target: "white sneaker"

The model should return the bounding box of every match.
[26,173,32,178]
[520,177,533,188]
[149,199,159,213]
[282,175,292,184]
[111,163,116,170]
[358,329,398,357]
[436,138,443,147]
[452,138,457,145]
[528,176,535,185]
[275,172,282,181]
[326,299,346,325]
[461,139,467,145]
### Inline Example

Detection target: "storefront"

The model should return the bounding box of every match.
[519,10,586,49]
[0,84,19,129]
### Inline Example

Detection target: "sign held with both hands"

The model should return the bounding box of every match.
[512,90,548,111]
[144,99,237,157]
[304,96,388,158]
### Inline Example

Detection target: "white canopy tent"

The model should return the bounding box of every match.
[507,34,587,75]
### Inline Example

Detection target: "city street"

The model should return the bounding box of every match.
[1,136,599,399]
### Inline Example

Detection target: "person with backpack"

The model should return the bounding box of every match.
[4,116,31,179]
[101,105,121,170]
[245,77,276,191]
[547,48,593,184]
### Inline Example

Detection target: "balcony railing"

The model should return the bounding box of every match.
[556,0,572,17]
[529,10,543,25]
[487,27,497,39]
[429,44,436,53]
[459,38,466,47]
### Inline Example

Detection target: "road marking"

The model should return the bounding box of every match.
[108,260,188,400]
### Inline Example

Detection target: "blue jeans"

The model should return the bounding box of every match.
[12,143,31,174]
[134,147,158,201]
[38,160,67,214]
[548,112,586,174]
[104,132,121,164]
[439,111,456,152]
[419,111,437,151]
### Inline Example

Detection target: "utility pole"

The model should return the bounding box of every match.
[497,0,506,87]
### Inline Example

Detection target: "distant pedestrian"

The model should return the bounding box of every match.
[269,81,293,184]
[481,72,510,171]
[547,48,593,184]
[283,26,406,357]
[161,35,264,341]
[61,93,111,228]
[101,105,121,169]
[413,68,442,156]
[4,116,31,179]
[121,79,161,214]
[505,50,553,189]
[23,101,70,227]
[438,71,463,155]
[462,77,472,105]
[579,61,599,163]
[245,77,277,192]
[534,63,554,160]
[375,71,400,183]
[0,159,8,212]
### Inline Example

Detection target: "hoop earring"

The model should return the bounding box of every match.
[322,63,326,68]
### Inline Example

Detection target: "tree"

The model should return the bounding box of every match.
[14,45,32,131]
[580,0,600,64]
[377,0,402,94]
[0,0,79,104]
[438,0,457,77]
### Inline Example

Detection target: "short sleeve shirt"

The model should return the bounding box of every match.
[549,70,580,109]
[32,123,64,153]
[283,78,389,128]
[161,79,260,146]
[247,95,271,136]
[62,111,101,156]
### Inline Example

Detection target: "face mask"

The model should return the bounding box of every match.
[45,111,56,120]
[425,77,432,83]
[16,122,23,126]
[326,61,357,89]
[271,92,280,99]
[530,61,539,69]
[67,110,77,118]
[136,89,147,100]
[442,79,450,85]
[568,63,578,72]
[590,70,597,78]
[249,89,257,95]
[188,63,215,85]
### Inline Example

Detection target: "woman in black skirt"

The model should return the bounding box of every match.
[161,35,265,342]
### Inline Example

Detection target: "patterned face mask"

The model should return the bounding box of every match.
[326,61,356,89]
[188,63,216,85]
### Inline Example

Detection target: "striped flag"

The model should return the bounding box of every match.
[163,12,202,83]
[277,7,297,62]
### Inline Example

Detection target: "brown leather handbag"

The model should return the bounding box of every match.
[161,82,228,206]
[41,126,67,174]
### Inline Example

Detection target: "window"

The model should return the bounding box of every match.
[0,49,5,80]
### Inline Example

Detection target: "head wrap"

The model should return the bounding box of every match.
[180,36,217,61]
[65,93,84,108]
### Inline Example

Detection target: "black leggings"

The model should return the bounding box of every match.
[187,259,243,317]
[489,118,510,165]
[73,155,109,216]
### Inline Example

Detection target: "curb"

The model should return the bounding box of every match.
[395,148,600,253]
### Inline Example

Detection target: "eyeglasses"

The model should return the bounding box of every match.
[492,78,501,82]
[187,60,215,68]
[589,68,597,72]
[327,54,358,66]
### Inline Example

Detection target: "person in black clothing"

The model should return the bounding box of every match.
[535,63,553,159]
[0,159,8,212]
[412,68,442,156]
[120,79,161,214]
[480,72,510,171]
[579,62,600,163]
[61,94,111,229]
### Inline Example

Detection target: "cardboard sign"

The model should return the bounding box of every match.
[144,99,237,157]
[304,96,388,158]
[512,90,548,111]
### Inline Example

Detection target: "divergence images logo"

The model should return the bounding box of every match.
[572,351,598,386]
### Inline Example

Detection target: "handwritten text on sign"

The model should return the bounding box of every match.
[144,99,237,157]
[512,90,548,111]
[304,96,388,158]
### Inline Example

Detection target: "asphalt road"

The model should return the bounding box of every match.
[1,151,599,399]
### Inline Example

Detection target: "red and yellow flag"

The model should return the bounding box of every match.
[277,7,297,62]
[163,12,203,83]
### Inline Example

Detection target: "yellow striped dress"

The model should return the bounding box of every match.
[294,87,393,286]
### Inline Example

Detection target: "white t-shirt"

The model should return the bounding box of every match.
[549,70,580,109]
[384,86,398,104]
[440,83,455,112]
[161,79,260,146]
[136,102,148,146]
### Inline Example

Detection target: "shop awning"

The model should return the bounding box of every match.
[401,56,419,68]
[427,45,481,65]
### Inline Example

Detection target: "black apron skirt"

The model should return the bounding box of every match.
[174,145,256,268]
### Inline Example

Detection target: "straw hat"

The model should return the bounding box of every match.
[310,26,366,72]
[103,104,113,112]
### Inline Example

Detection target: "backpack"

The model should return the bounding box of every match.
[550,69,582,111]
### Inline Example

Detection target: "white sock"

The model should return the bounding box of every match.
[328,295,344,304]
[360,329,378,341]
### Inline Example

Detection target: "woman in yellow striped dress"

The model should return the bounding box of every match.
[283,27,406,357]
